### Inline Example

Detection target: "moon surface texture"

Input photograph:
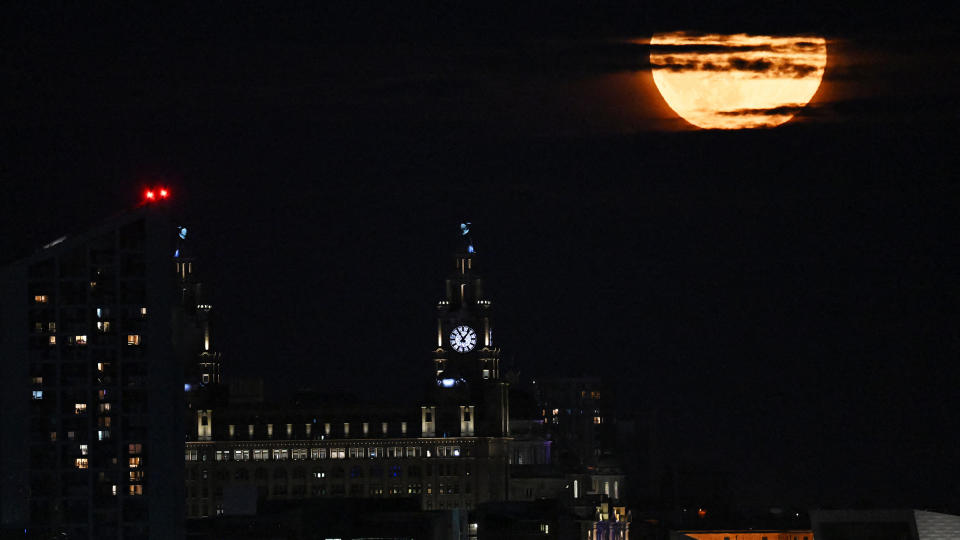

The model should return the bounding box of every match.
[649,32,827,129]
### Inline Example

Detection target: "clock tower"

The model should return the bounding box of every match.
[422,223,509,438]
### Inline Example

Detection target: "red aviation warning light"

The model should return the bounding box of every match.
[143,187,170,203]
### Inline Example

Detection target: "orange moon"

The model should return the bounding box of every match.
[649,32,827,129]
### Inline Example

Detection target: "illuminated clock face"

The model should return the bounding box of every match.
[449,325,477,353]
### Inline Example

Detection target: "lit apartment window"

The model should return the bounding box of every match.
[401,421,407,434]
[593,416,602,424]
[127,334,140,346]
[31,376,42,385]
[272,449,288,460]
[253,449,268,460]
[324,423,331,436]
[34,295,48,303]
[128,484,143,496]
[140,307,147,317]
[540,524,550,534]
[34,322,43,333]
[381,422,388,434]
[129,457,141,468]
[267,424,273,437]
[75,458,89,469]
[48,336,56,346]
[67,431,76,440]
[99,403,111,413]
[74,403,86,414]
[129,443,142,454]
[111,485,117,496]
[80,444,88,455]
[97,321,111,332]
[348,448,362,459]
[32,390,43,400]
[343,423,350,436]
[362,422,369,435]
[234,449,249,461]
[129,471,144,482]
[76,335,87,345]
[286,423,293,437]
[305,423,311,437]
[49,432,57,442]
[248,425,254,438]
[331,448,345,459]
[228,424,235,438]
[48,322,56,332]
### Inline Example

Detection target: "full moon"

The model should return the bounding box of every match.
[649,32,827,129]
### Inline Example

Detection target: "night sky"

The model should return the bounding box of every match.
[4,3,959,514]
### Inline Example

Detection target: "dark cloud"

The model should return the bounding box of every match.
[650,57,820,78]
[648,44,774,54]
[728,57,775,72]
[786,63,820,77]
[718,104,809,116]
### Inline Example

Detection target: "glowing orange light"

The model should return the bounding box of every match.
[697,508,706,518]
[145,190,155,200]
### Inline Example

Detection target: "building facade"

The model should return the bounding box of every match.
[184,224,513,521]
[1,197,192,539]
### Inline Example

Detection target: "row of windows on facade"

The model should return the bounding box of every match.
[188,490,475,518]
[75,455,142,470]
[44,427,137,445]
[543,408,603,424]
[188,475,471,499]
[187,461,469,483]
[42,427,116,441]
[223,421,410,439]
[34,333,143,347]
[187,445,463,462]
[32,296,147,317]
[32,385,132,403]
